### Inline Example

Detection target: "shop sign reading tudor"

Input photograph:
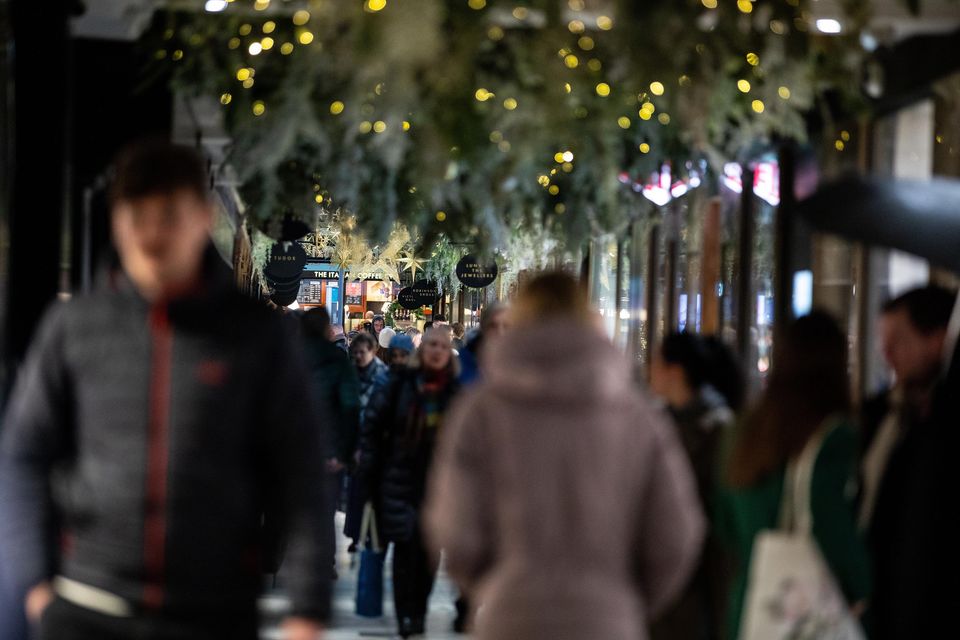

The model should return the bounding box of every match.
[265,242,307,280]
[456,255,499,288]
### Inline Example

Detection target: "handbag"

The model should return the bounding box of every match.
[740,427,866,640]
[355,502,386,618]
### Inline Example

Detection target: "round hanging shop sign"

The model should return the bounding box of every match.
[265,271,302,288]
[456,255,499,288]
[411,280,440,306]
[271,288,299,307]
[270,279,302,296]
[397,287,419,310]
[264,242,307,280]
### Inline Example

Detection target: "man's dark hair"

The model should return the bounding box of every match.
[350,332,377,353]
[660,332,744,412]
[882,285,956,335]
[302,307,331,339]
[433,314,446,323]
[110,139,209,205]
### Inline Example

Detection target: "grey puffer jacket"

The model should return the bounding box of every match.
[0,260,331,621]
[426,321,705,640]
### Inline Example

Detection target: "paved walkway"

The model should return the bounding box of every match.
[260,514,466,639]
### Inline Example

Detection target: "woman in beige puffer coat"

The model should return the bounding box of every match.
[425,271,705,640]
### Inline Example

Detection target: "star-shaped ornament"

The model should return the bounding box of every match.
[397,253,425,281]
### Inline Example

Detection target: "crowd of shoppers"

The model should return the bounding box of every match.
[0,141,955,640]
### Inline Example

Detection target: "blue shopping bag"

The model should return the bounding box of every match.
[355,503,385,618]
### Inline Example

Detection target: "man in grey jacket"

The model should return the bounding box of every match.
[0,141,329,639]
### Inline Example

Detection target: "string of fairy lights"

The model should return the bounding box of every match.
[155,0,892,242]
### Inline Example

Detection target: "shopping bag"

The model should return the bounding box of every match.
[355,502,385,618]
[740,429,866,640]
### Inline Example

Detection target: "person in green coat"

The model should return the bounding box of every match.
[717,312,871,640]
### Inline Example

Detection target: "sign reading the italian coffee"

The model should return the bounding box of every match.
[411,280,440,306]
[398,287,419,310]
[456,255,499,288]
[265,242,307,280]
[308,269,341,280]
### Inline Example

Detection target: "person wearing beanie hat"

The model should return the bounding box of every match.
[377,327,397,362]
[378,326,397,349]
[389,333,415,369]
[389,333,414,353]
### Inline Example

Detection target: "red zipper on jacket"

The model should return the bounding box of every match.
[144,304,173,609]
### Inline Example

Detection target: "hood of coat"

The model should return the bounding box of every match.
[484,320,634,402]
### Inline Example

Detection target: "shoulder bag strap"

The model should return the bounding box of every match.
[779,422,835,535]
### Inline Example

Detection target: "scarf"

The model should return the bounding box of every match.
[404,368,453,444]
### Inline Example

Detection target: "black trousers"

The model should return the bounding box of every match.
[391,529,440,626]
[324,469,343,573]
[38,597,258,640]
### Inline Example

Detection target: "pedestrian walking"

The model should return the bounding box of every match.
[458,302,510,386]
[859,285,955,639]
[386,333,415,370]
[302,307,361,579]
[718,312,871,640]
[344,332,390,547]
[331,324,349,353]
[425,271,705,640]
[360,328,460,638]
[404,327,422,350]
[649,332,742,640]
[451,323,466,351]
[377,326,396,363]
[372,315,385,339]
[0,141,331,640]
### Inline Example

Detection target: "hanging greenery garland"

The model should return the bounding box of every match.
[152,0,874,249]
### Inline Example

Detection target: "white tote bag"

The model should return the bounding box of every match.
[740,429,866,640]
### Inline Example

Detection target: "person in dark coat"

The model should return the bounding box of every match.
[450,323,466,351]
[343,332,390,546]
[0,141,330,640]
[648,332,742,640]
[358,328,460,638]
[302,307,361,578]
[458,302,510,386]
[331,324,349,353]
[859,285,956,639]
